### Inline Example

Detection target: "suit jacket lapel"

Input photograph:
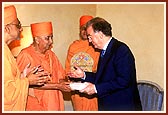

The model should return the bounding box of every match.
[95,38,116,82]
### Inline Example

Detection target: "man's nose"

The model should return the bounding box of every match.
[19,27,23,32]
[49,37,53,44]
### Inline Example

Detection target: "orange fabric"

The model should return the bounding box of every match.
[65,40,100,73]
[16,45,65,111]
[65,40,100,111]
[31,22,53,37]
[4,43,29,111]
[26,96,44,110]
[80,15,93,27]
[71,93,98,111]
[4,5,17,25]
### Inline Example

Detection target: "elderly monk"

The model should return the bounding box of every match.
[65,15,100,111]
[16,21,70,111]
[4,5,49,111]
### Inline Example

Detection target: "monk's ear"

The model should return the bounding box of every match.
[34,37,40,44]
[4,25,11,34]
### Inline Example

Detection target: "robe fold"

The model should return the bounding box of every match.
[4,43,29,111]
[16,44,65,111]
[65,40,100,111]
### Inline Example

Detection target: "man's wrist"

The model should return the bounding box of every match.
[81,72,86,80]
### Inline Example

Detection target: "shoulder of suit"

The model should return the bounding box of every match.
[112,37,127,47]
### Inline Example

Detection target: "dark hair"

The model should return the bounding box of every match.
[86,17,112,37]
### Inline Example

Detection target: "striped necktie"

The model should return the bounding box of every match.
[100,50,106,57]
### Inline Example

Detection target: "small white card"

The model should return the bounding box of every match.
[70,82,88,90]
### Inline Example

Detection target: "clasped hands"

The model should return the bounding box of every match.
[21,63,71,92]
[21,63,51,86]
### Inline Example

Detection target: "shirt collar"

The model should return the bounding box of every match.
[102,37,112,50]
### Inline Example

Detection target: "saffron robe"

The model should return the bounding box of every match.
[65,40,100,111]
[16,44,65,111]
[4,43,29,111]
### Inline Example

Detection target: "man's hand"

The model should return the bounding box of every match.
[58,81,71,92]
[21,63,31,78]
[26,65,50,86]
[79,82,96,95]
[66,65,84,79]
[35,81,71,92]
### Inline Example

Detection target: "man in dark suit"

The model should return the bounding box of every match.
[68,17,142,111]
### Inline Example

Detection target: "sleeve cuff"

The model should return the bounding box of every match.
[94,85,97,93]
[81,72,86,80]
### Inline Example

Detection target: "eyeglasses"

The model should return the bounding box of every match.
[87,31,99,39]
[44,35,53,40]
[6,20,22,29]
[10,23,22,29]
[38,35,53,40]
